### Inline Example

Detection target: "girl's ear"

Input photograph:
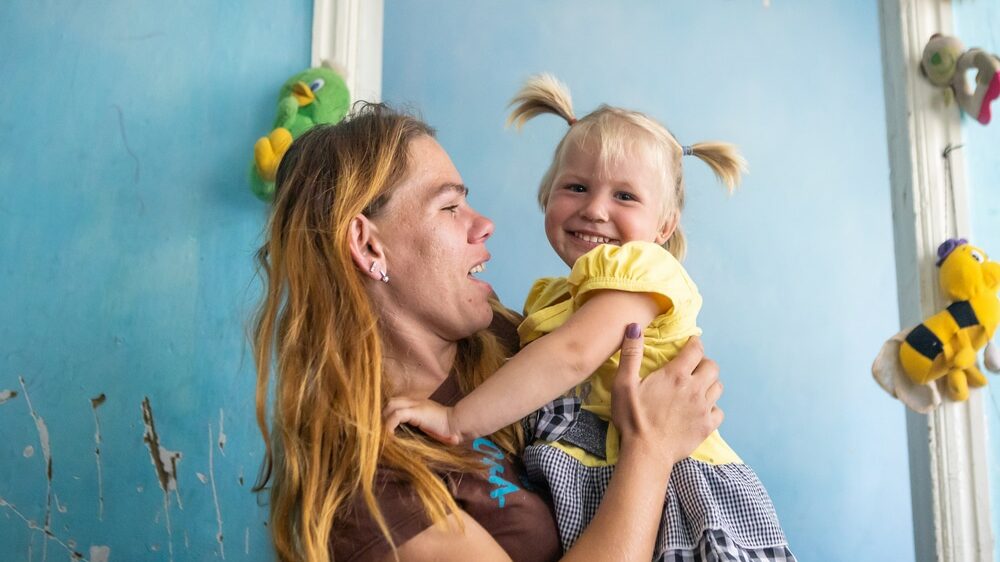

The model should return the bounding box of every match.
[348,214,386,282]
[655,212,679,245]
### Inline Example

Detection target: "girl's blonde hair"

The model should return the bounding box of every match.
[253,103,523,562]
[508,73,747,261]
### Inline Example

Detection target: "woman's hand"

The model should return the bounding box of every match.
[384,398,462,445]
[611,326,723,466]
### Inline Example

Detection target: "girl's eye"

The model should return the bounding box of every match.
[566,184,586,193]
[309,78,325,92]
[616,191,638,202]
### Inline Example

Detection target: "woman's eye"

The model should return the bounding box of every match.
[309,78,325,92]
[442,205,459,214]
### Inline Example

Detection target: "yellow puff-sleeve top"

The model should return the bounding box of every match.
[518,241,740,467]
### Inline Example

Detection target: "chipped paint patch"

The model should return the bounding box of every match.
[23,445,35,458]
[89,546,110,562]
[90,394,105,521]
[209,424,225,559]
[196,473,207,484]
[0,389,17,404]
[141,397,181,562]
[140,397,182,503]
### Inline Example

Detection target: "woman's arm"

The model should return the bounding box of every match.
[384,330,723,562]
[385,290,662,442]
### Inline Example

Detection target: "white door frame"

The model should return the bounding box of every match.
[878,0,993,560]
[311,0,383,105]
[314,1,995,559]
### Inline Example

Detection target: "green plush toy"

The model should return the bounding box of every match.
[250,64,350,201]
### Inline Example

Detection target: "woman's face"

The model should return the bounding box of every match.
[371,136,495,341]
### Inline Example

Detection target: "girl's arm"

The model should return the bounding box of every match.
[385,289,662,443]
[383,332,723,562]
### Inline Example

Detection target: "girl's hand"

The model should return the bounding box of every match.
[384,398,462,445]
[611,328,723,466]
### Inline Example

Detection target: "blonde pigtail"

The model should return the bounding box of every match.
[506,73,577,129]
[687,141,748,193]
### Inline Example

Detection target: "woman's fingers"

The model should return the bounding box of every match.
[614,323,645,390]
[666,336,705,378]
[706,380,724,404]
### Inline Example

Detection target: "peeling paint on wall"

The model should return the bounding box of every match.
[90,394,105,521]
[209,423,225,559]
[88,545,110,562]
[218,409,227,455]
[0,389,17,404]
[19,377,56,562]
[140,397,182,562]
[0,495,86,561]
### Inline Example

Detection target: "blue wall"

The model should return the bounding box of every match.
[0,2,310,560]
[953,4,1000,561]
[383,1,913,560]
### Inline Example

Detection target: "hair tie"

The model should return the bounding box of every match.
[681,145,694,156]
[567,116,578,126]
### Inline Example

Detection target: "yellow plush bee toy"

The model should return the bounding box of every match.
[873,239,1000,411]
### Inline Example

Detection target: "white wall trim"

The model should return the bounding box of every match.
[878,1,994,560]
[312,0,384,105]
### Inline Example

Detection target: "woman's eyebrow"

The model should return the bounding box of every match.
[430,182,469,200]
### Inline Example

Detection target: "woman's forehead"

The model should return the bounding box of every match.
[387,137,464,207]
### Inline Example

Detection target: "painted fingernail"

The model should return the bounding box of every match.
[626,323,641,339]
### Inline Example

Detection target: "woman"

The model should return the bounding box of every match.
[253,103,723,562]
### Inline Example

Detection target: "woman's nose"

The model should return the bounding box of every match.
[470,212,495,243]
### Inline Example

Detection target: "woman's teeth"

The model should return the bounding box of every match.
[573,232,618,244]
[469,263,486,275]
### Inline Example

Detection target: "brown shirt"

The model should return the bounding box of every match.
[330,373,562,561]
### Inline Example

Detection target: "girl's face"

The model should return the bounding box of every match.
[544,138,676,267]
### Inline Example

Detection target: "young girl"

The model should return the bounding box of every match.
[386,74,794,561]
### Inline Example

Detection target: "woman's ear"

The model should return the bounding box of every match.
[655,212,679,245]
[348,214,386,282]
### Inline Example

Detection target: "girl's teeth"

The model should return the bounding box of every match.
[574,232,615,244]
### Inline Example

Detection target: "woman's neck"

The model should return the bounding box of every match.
[380,317,458,400]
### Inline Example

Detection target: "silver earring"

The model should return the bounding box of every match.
[369,261,378,273]
[380,270,390,283]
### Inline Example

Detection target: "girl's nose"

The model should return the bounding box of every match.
[579,196,609,222]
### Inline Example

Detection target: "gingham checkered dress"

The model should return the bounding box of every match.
[522,408,795,561]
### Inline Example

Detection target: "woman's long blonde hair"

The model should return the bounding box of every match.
[253,103,523,562]
[508,74,748,261]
